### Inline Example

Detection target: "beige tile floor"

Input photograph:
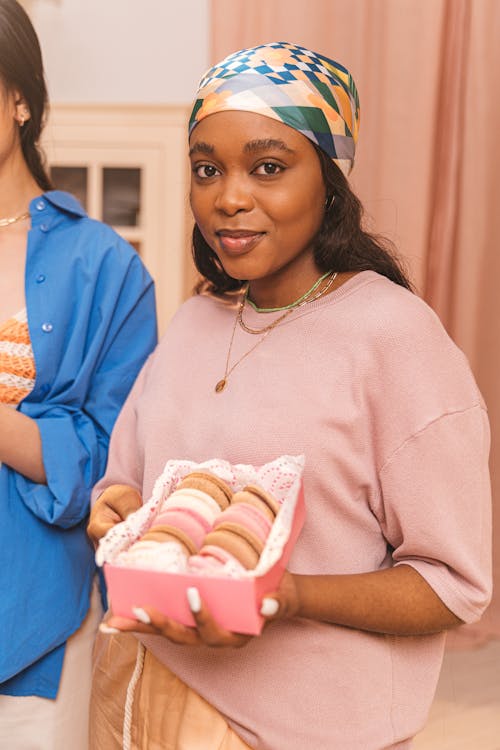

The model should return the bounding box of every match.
[413,639,500,750]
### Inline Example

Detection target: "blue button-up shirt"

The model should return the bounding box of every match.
[0,191,157,697]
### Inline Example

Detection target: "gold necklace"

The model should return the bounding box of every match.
[238,270,338,335]
[215,271,338,393]
[0,211,30,228]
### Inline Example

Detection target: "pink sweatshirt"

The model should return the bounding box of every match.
[93,271,491,750]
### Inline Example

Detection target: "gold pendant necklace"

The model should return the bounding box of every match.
[0,211,30,228]
[215,308,283,393]
[215,270,338,393]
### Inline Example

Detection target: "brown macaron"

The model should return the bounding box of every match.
[177,471,233,510]
[239,484,280,519]
[141,524,197,556]
[232,490,275,522]
[203,525,262,570]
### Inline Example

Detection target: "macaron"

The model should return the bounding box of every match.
[152,507,210,550]
[176,471,232,510]
[189,544,246,576]
[213,521,264,555]
[126,539,163,556]
[164,487,221,523]
[124,539,189,573]
[238,484,280,518]
[203,525,262,570]
[213,503,272,545]
[141,524,198,556]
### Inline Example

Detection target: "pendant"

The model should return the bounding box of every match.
[215,379,226,393]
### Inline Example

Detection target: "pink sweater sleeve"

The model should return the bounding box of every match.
[91,353,155,505]
[378,403,491,623]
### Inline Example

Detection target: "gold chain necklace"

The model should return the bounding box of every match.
[0,211,30,228]
[238,270,338,335]
[215,270,338,393]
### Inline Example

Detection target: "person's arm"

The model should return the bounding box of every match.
[15,249,157,528]
[277,565,462,634]
[102,564,460,647]
[99,547,471,644]
[0,404,46,483]
[86,347,159,544]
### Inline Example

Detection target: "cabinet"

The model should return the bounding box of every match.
[42,104,197,333]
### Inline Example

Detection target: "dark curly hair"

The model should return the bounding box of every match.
[0,0,52,191]
[191,142,412,295]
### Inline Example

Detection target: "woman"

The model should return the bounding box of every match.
[0,1,157,747]
[88,42,491,749]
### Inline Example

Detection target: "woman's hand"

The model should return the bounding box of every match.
[100,570,302,648]
[87,484,142,545]
[258,570,302,621]
[102,592,253,648]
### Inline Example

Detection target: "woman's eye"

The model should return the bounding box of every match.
[255,162,283,176]
[194,164,220,178]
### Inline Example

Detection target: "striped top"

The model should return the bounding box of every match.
[0,309,36,406]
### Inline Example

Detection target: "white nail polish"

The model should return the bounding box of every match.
[99,623,120,634]
[187,586,201,613]
[260,598,279,617]
[132,606,151,624]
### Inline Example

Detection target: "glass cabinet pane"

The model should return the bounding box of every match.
[102,167,141,226]
[50,166,88,209]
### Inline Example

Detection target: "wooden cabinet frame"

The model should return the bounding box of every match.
[43,104,196,332]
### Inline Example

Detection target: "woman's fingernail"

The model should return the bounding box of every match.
[132,606,151,624]
[187,586,201,613]
[260,598,279,617]
[99,623,120,634]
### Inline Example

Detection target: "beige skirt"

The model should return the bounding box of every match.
[90,629,252,750]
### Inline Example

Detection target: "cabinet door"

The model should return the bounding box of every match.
[50,146,185,328]
[43,106,192,333]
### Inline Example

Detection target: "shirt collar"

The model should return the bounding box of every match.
[29,191,87,232]
[38,191,87,217]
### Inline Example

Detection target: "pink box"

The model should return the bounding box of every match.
[103,482,305,635]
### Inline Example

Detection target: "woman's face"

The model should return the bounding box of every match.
[189,110,326,294]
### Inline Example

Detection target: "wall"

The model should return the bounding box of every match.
[22,0,210,104]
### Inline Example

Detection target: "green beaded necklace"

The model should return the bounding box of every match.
[245,269,334,313]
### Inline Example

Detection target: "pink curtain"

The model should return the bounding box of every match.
[210,0,500,643]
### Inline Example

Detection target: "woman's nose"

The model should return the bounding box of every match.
[214,175,254,215]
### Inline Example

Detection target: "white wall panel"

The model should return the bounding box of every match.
[24,0,210,104]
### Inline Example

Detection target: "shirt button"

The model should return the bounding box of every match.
[41,322,53,333]
[36,274,46,283]
[40,223,49,232]
[36,200,46,211]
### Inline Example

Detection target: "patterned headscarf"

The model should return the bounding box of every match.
[189,41,360,176]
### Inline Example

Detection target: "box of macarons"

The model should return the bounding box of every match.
[97,455,305,634]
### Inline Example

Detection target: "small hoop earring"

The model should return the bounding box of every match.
[325,195,335,212]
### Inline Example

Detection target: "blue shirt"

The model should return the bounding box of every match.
[0,191,157,698]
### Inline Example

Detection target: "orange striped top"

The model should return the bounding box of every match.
[0,309,36,406]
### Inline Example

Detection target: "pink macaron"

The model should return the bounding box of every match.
[164,488,221,525]
[153,508,210,550]
[189,544,246,575]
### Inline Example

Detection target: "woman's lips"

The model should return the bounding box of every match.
[216,231,265,255]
